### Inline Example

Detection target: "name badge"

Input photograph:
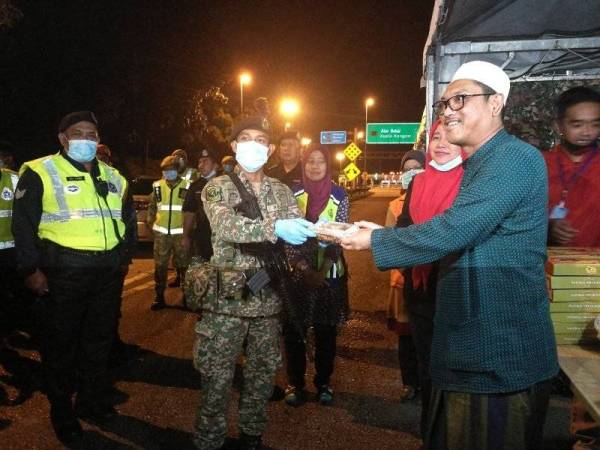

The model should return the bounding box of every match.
[549,202,568,220]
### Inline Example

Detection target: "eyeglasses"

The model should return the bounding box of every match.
[433,93,493,116]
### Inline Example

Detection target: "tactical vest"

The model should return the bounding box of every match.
[152,178,190,235]
[293,188,346,278]
[0,168,19,249]
[22,154,126,251]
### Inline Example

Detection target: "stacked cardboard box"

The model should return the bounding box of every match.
[547,247,600,345]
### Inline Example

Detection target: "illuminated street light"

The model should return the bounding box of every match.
[280,98,300,119]
[356,130,365,140]
[284,121,292,131]
[335,151,345,173]
[300,137,311,147]
[364,97,375,172]
[239,72,252,116]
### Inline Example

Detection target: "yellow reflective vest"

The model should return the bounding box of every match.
[182,167,198,182]
[0,168,19,249]
[151,178,190,235]
[293,188,346,278]
[22,154,126,251]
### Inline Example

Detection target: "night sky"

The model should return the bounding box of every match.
[0,0,434,167]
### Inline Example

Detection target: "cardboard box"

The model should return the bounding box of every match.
[551,312,599,324]
[552,321,595,334]
[551,289,600,302]
[547,258,600,276]
[548,276,600,290]
[549,302,600,313]
[554,334,598,345]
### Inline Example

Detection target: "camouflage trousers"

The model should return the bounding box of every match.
[192,312,281,450]
[153,232,190,292]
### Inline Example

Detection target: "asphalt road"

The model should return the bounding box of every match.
[0,188,574,449]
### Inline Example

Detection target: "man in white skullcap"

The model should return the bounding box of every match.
[341,61,558,449]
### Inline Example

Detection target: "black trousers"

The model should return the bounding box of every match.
[35,244,122,404]
[284,323,337,389]
[397,334,419,387]
[408,310,435,436]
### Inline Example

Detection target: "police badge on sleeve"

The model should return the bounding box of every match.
[1,187,13,201]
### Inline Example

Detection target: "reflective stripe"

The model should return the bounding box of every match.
[0,210,12,218]
[41,209,122,223]
[10,174,19,190]
[159,204,182,211]
[152,224,184,234]
[42,158,69,213]
[0,240,15,249]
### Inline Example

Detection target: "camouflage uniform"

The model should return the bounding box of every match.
[193,172,300,450]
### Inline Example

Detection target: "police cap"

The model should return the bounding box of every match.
[198,148,217,162]
[58,111,98,133]
[160,155,178,169]
[229,116,271,142]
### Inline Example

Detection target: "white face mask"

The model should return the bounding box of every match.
[429,155,463,172]
[235,141,269,173]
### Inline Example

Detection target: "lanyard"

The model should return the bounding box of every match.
[557,148,598,201]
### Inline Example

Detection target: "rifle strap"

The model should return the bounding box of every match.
[227,172,264,220]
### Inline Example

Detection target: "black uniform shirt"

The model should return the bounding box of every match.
[182,175,214,260]
[12,153,137,275]
[265,162,302,189]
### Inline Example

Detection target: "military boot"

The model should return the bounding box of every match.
[151,291,166,310]
[49,398,82,445]
[239,433,262,450]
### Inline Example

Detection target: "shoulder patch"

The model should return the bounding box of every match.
[206,185,223,202]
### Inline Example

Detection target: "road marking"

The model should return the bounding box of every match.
[123,279,155,297]
[123,272,151,287]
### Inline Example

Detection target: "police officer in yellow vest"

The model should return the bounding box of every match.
[147,155,191,310]
[12,111,137,445]
[0,165,19,333]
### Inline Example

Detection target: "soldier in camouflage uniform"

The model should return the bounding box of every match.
[192,116,316,450]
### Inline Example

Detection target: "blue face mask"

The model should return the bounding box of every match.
[67,139,97,163]
[163,169,178,181]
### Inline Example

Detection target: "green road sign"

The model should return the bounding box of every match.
[366,123,420,144]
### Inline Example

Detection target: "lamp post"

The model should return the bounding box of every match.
[364,97,375,173]
[239,72,252,116]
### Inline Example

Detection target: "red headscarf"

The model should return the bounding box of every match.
[302,145,333,223]
[409,120,465,289]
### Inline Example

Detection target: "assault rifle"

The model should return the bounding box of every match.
[227,173,305,341]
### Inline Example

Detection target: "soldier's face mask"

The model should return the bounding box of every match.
[67,139,98,163]
[235,140,269,173]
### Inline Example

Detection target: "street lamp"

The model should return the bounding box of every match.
[301,137,312,147]
[364,97,375,172]
[335,151,345,172]
[280,98,300,119]
[356,130,365,140]
[239,72,252,116]
[284,121,292,131]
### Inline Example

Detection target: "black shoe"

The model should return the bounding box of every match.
[74,400,117,425]
[239,432,262,450]
[0,418,10,430]
[284,385,307,407]
[269,384,285,402]
[50,402,82,445]
[168,277,181,288]
[151,293,166,310]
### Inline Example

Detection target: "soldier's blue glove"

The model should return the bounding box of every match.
[274,218,316,245]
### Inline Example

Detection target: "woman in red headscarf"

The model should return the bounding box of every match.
[284,144,350,407]
[397,120,465,436]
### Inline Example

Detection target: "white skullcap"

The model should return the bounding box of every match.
[451,60,510,105]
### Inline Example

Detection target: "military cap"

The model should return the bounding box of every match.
[198,148,217,162]
[229,116,271,142]
[221,155,235,165]
[160,155,179,169]
[172,148,187,159]
[58,111,98,133]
